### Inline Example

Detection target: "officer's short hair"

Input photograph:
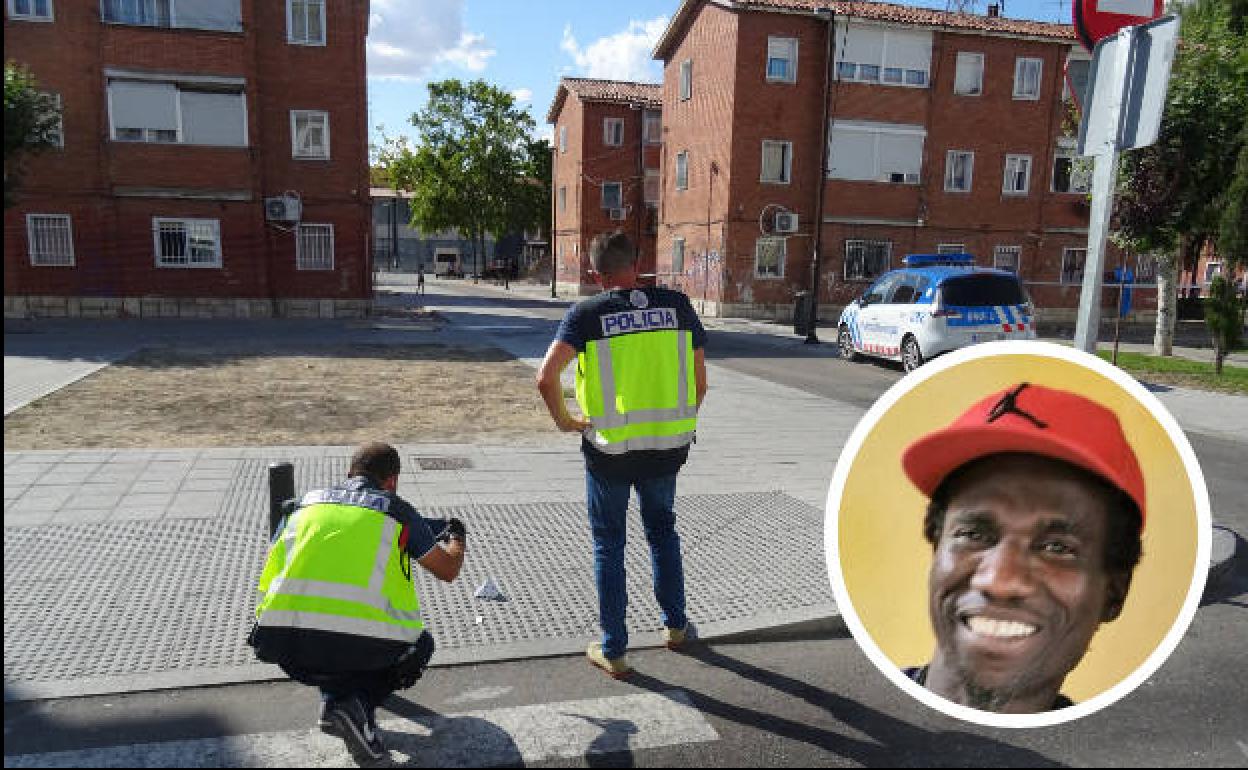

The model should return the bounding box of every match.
[590,232,637,275]
[349,442,401,483]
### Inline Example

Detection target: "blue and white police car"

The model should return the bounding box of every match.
[837,254,1036,372]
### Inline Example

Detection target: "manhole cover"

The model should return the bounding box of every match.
[416,456,473,471]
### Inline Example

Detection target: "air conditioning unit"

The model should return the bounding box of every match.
[264,195,302,222]
[609,207,627,221]
[774,211,798,233]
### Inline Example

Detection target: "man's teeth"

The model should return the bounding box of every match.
[966,617,1037,638]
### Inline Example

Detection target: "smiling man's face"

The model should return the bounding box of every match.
[925,454,1130,713]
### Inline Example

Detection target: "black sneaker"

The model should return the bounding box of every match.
[322,695,387,762]
[317,701,332,731]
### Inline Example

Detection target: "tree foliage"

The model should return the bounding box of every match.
[4,61,61,209]
[1112,0,1248,352]
[1218,126,1248,268]
[1204,275,1244,374]
[388,80,548,275]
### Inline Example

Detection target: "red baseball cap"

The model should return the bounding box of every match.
[901,383,1147,524]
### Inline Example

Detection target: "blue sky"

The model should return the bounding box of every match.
[366,0,1074,150]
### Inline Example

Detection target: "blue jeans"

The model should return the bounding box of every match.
[586,469,687,659]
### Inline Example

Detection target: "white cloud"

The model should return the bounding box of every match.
[367,0,495,80]
[512,87,534,104]
[560,16,668,82]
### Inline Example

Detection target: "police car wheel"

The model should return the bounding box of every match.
[838,326,861,362]
[901,336,924,373]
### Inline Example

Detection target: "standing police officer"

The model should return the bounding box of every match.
[536,232,708,678]
[249,442,465,762]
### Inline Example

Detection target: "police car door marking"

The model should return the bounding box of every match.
[600,308,678,337]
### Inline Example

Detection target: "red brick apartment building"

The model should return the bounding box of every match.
[3,0,372,319]
[652,0,1145,321]
[548,78,663,295]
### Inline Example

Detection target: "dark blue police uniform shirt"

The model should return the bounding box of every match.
[555,286,707,480]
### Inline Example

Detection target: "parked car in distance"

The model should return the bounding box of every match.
[837,254,1036,372]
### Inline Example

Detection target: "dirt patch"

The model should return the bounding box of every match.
[4,345,564,449]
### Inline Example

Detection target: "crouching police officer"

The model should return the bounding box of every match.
[249,442,466,763]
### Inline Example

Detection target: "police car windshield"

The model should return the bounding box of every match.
[939,274,1026,306]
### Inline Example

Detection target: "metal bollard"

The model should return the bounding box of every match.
[268,462,295,538]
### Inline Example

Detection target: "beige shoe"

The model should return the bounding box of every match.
[663,623,694,650]
[587,642,632,679]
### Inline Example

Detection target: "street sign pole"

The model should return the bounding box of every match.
[1075,26,1135,353]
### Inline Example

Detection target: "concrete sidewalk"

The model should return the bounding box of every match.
[3,292,853,702]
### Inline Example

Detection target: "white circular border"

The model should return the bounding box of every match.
[823,340,1213,729]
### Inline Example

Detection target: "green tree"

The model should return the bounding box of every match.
[1204,274,1244,374]
[4,61,61,209]
[1113,0,1248,354]
[1218,127,1248,269]
[390,80,545,281]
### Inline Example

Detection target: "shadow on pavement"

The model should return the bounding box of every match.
[382,694,524,768]
[1,684,233,758]
[625,646,1066,769]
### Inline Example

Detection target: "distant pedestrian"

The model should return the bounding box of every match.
[536,232,708,678]
[248,442,466,762]
[417,269,426,295]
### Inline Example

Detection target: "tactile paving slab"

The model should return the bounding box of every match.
[3,456,832,700]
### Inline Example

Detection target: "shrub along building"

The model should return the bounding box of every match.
[650,0,1150,322]
[3,0,373,319]
[548,77,663,296]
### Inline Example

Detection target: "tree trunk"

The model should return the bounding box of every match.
[1153,254,1178,357]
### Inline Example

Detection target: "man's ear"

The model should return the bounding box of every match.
[381,474,399,493]
[1101,571,1132,623]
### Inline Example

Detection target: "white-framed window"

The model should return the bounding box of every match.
[558,125,568,154]
[679,59,693,101]
[46,93,64,148]
[287,0,325,45]
[766,37,798,83]
[994,245,1021,273]
[1013,57,1043,100]
[1203,261,1223,285]
[601,182,622,209]
[675,151,689,190]
[1003,154,1032,195]
[108,79,247,146]
[644,169,660,204]
[603,118,624,147]
[844,239,891,281]
[945,150,974,192]
[755,237,785,278]
[644,111,662,144]
[153,218,221,268]
[761,140,792,184]
[25,214,74,266]
[828,120,925,183]
[1061,247,1086,285]
[834,22,931,88]
[296,223,334,270]
[672,237,686,273]
[954,52,984,96]
[1135,254,1159,284]
[7,0,53,20]
[937,243,965,254]
[558,185,567,212]
[291,110,330,159]
[1052,140,1091,193]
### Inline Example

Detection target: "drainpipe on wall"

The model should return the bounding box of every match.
[550,144,558,298]
[805,7,836,344]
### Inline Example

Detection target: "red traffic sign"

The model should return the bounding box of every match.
[1073,0,1164,51]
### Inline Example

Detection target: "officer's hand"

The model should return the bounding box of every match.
[437,517,466,544]
[557,415,590,433]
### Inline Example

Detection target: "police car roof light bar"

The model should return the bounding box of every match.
[903,253,977,267]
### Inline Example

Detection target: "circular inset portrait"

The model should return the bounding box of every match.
[825,341,1211,728]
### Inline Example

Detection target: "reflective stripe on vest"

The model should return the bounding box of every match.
[576,328,698,455]
[255,499,424,643]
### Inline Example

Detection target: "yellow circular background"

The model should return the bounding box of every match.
[837,353,1200,703]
